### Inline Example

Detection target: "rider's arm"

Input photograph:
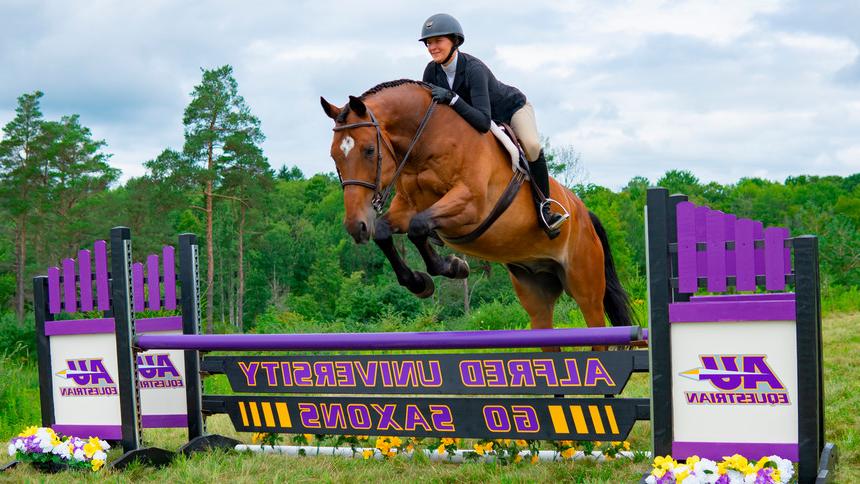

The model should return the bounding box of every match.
[450,66,491,133]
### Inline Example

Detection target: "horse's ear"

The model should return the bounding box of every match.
[320,97,341,120]
[348,95,367,117]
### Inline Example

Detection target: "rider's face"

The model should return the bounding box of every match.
[425,36,454,64]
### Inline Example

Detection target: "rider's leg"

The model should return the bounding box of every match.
[510,103,569,238]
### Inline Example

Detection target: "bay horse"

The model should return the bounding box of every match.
[321,80,633,348]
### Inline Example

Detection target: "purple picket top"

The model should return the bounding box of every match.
[765,227,786,291]
[48,267,62,314]
[676,202,698,293]
[753,221,764,276]
[782,227,791,275]
[95,240,110,311]
[163,246,176,310]
[724,213,737,277]
[78,249,93,312]
[132,262,145,312]
[694,206,709,277]
[147,254,160,311]
[706,210,727,292]
[735,218,756,291]
[62,258,77,314]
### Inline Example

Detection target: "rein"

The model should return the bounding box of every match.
[332,100,438,213]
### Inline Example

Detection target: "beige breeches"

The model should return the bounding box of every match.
[510,102,541,162]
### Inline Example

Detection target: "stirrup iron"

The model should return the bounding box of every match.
[539,198,570,231]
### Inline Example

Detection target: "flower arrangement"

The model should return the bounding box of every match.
[645,454,795,483]
[7,426,110,472]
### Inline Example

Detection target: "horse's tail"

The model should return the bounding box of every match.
[588,211,635,326]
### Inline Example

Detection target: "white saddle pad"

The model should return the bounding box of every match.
[489,121,529,177]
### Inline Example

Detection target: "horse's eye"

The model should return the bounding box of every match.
[364,146,375,158]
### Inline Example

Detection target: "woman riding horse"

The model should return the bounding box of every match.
[419,13,568,238]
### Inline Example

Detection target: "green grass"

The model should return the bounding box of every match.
[1,312,857,482]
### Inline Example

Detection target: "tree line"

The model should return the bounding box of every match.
[1,65,858,333]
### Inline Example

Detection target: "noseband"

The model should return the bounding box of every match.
[332,100,437,213]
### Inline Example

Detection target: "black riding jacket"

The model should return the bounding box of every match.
[422,51,527,133]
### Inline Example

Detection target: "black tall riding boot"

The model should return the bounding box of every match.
[530,151,569,239]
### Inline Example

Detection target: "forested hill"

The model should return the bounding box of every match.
[2,67,858,334]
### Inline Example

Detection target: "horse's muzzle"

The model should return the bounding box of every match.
[347,219,371,244]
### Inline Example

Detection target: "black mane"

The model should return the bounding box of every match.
[336,79,430,122]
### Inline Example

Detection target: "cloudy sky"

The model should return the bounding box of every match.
[1,0,858,189]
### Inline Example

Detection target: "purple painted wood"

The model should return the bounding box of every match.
[695,206,709,277]
[132,262,145,312]
[95,240,110,311]
[147,254,161,311]
[706,210,727,292]
[764,227,786,291]
[78,249,93,312]
[676,202,698,293]
[735,218,755,290]
[782,227,791,275]
[48,267,61,314]
[724,213,736,276]
[163,246,176,310]
[137,326,643,351]
[753,221,764,276]
[669,299,795,322]
[62,258,77,313]
[691,293,795,302]
[135,315,183,333]
[44,318,115,336]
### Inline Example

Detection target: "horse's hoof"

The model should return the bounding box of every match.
[411,271,435,298]
[449,256,470,279]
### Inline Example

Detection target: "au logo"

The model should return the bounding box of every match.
[56,359,115,386]
[137,354,181,380]
[680,355,789,405]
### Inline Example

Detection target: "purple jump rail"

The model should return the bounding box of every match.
[136,326,642,351]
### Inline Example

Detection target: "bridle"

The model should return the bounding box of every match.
[332,99,437,213]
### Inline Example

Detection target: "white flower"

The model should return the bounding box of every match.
[14,440,25,450]
[769,455,794,483]
[680,475,698,484]
[93,450,107,461]
[99,440,111,450]
[52,443,71,460]
[7,443,15,457]
[644,476,657,484]
[38,438,53,452]
[73,448,85,461]
[672,464,692,477]
[727,470,745,484]
[694,459,720,484]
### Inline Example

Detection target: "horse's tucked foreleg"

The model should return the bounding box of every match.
[407,212,469,279]
[373,217,435,298]
[407,183,478,279]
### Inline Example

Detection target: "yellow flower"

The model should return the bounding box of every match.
[514,454,523,463]
[623,441,631,451]
[362,449,374,460]
[389,436,402,447]
[611,441,621,446]
[303,434,314,442]
[676,468,690,481]
[84,438,101,458]
[437,444,446,455]
[559,440,574,446]
[251,433,264,444]
[473,443,485,455]
[91,459,105,471]
[515,439,527,447]
[19,426,38,437]
[441,437,455,446]
[686,455,700,466]
[530,454,539,464]
[386,451,396,458]
[561,447,575,460]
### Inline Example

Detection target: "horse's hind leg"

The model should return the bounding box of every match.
[560,239,608,350]
[507,264,563,352]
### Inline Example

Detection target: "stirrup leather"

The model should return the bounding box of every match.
[539,198,570,231]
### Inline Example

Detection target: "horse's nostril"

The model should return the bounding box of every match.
[359,221,367,235]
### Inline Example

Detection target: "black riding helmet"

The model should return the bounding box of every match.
[419,13,465,47]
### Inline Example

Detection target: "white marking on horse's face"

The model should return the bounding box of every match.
[340,135,355,158]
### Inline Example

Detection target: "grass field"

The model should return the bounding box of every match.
[1,312,857,483]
